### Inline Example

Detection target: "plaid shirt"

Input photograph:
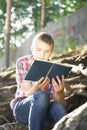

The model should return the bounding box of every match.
[10,55,55,109]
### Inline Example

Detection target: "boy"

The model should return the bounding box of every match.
[10,32,67,130]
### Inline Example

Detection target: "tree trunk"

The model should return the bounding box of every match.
[4,0,12,68]
[41,0,46,29]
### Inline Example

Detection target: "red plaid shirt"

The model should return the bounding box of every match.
[10,55,55,109]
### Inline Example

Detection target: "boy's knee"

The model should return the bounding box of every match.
[39,90,50,102]
[34,90,50,107]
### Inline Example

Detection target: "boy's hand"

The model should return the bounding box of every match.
[52,75,65,95]
[52,75,66,106]
[35,77,50,89]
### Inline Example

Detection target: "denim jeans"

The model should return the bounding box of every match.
[13,90,67,130]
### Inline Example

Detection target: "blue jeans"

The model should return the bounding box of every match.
[13,90,67,130]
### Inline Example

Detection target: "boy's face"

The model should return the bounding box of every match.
[31,39,53,61]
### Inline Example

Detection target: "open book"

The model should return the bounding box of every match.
[25,60,72,83]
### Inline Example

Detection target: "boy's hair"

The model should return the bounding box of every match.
[32,32,54,48]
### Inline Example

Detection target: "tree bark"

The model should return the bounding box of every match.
[41,0,46,29]
[4,0,12,68]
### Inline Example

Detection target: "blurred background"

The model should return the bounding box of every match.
[0,0,87,70]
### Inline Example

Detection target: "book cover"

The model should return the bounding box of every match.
[25,60,72,83]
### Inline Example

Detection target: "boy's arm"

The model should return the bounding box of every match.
[21,77,50,96]
[16,58,40,96]
[16,58,50,96]
[52,75,66,107]
[16,59,27,85]
[21,81,40,96]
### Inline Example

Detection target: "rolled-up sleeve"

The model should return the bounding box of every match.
[16,59,26,85]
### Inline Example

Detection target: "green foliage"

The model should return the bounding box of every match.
[53,18,85,55]
[0,47,3,57]
[54,36,78,55]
